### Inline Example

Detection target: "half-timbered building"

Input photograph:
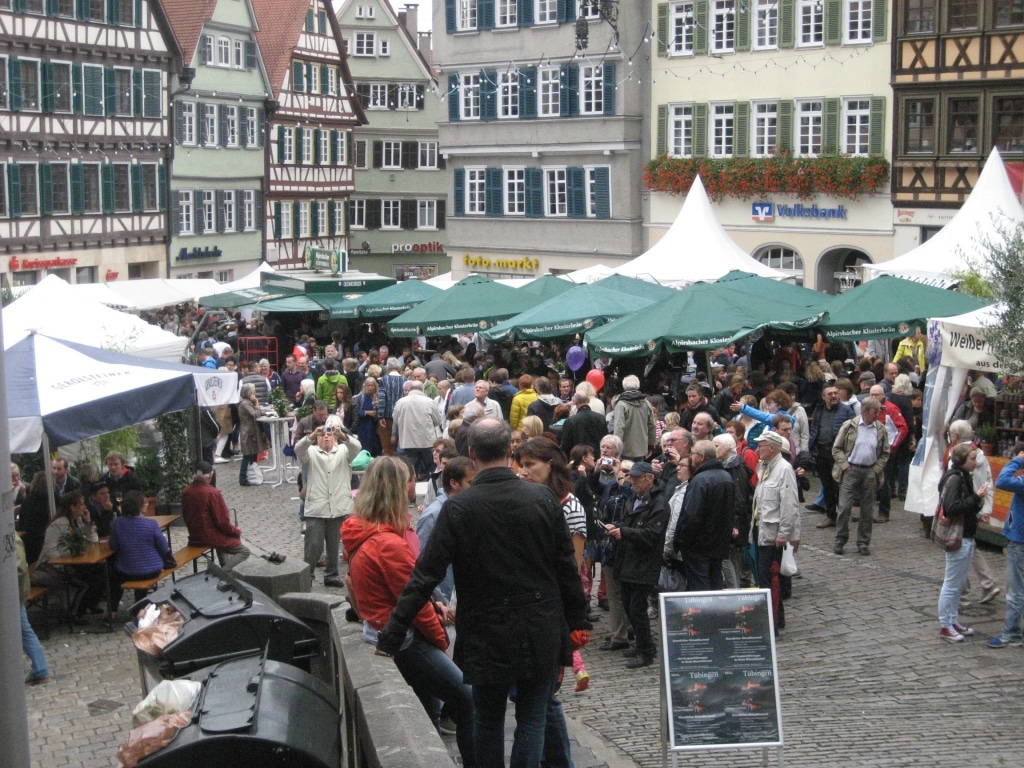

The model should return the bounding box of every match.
[0,0,179,287]
[162,0,273,280]
[892,0,1024,253]
[251,0,365,271]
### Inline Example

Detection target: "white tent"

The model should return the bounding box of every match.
[863,148,1024,284]
[563,264,615,284]
[215,262,274,293]
[104,278,222,310]
[4,275,187,362]
[613,176,787,287]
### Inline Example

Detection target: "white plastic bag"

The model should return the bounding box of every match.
[136,603,161,630]
[132,679,201,726]
[780,543,798,577]
[246,463,264,485]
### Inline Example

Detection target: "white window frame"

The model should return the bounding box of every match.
[796,99,823,156]
[669,103,693,157]
[381,140,402,170]
[298,201,310,237]
[845,0,873,42]
[113,66,133,115]
[202,190,215,232]
[398,83,417,110]
[536,0,557,23]
[282,127,294,163]
[504,166,525,215]
[670,1,695,56]
[497,0,518,26]
[279,202,292,238]
[50,61,73,113]
[354,32,376,56]
[578,0,600,18]
[201,36,214,65]
[355,140,368,168]
[224,105,239,147]
[216,37,231,67]
[752,101,777,156]
[316,201,328,236]
[16,162,39,216]
[308,64,320,94]
[223,190,236,232]
[584,165,608,218]
[302,128,313,164]
[460,73,481,120]
[456,0,477,30]
[465,167,486,215]
[243,190,256,230]
[381,199,401,229]
[798,0,824,45]
[179,189,194,235]
[379,39,390,56]
[711,0,735,53]
[234,40,244,69]
[368,83,388,109]
[246,107,258,147]
[335,130,347,164]
[538,68,560,117]
[843,97,871,156]
[418,199,437,229]
[319,130,330,164]
[418,141,438,169]
[203,103,218,147]
[350,198,366,229]
[544,166,567,217]
[754,0,778,49]
[498,71,519,119]
[50,161,71,213]
[711,103,734,157]
[333,200,344,232]
[757,246,804,278]
[579,64,604,115]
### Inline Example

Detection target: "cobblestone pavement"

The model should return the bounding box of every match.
[20,466,1023,767]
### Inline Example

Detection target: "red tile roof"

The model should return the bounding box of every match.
[159,0,220,66]
[251,0,310,99]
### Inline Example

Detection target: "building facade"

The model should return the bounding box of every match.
[252,0,365,272]
[163,0,273,281]
[648,0,894,291]
[0,0,178,288]
[891,0,1024,256]
[435,0,650,280]
[338,0,448,280]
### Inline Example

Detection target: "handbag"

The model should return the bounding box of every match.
[931,503,963,552]
[780,543,798,577]
[658,564,686,593]
[161,549,178,570]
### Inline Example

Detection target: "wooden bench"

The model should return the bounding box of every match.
[25,585,52,638]
[121,546,213,592]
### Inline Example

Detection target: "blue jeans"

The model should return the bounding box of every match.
[394,633,477,768]
[999,541,1024,640]
[398,447,433,480]
[681,552,724,592]
[21,605,49,681]
[542,679,574,768]
[938,538,975,628]
[473,668,557,768]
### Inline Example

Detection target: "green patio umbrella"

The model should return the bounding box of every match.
[386,275,542,337]
[330,280,442,320]
[482,281,663,342]
[591,273,677,302]
[818,275,990,342]
[197,285,300,309]
[515,274,576,302]
[714,270,834,313]
[585,281,826,357]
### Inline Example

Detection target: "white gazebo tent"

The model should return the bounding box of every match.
[863,148,1024,285]
[613,176,787,287]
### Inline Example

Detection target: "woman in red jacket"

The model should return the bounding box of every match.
[341,457,477,767]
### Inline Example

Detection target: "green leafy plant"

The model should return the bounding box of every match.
[58,526,89,557]
[978,220,1024,376]
[98,426,140,465]
[977,424,998,445]
[157,410,194,504]
[270,387,292,418]
[134,448,163,497]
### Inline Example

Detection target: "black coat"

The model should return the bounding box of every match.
[378,467,587,685]
[674,458,735,561]
[559,405,607,456]
[612,481,669,586]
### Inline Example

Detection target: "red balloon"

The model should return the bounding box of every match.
[585,369,605,392]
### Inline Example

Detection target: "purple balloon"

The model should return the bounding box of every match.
[566,345,586,372]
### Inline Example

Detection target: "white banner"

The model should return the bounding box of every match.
[931,319,1000,372]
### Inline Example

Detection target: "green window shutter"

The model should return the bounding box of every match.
[313,129,321,164]
[9,59,22,112]
[46,0,59,15]
[292,202,300,236]
[8,165,22,218]
[277,127,286,163]
[169,190,180,233]
[327,198,335,236]
[338,200,347,235]
[518,0,533,26]
[657,3,669,57]
[872,0,887,40]
[480,70,497,121]
[556,0,574,23]
[602,62,615,116]
[130,163,143,211]
[257,109,265,147]
[525,167,544,218]
[448,74,460,122]
[656,104,668,156]
[567,167,585,218]
[309,198,318,235]
[825,0,841,44]
[445,0,456,33]
[734,102,749,157]
[273,201,282,238]
[101,164,115,214]
[869,96,885,156]
[594,167,610,218]
[453,169,465,215]
[305,9,314,31]
[778,100,794,151]
[132,69,143,116]
[70,163,84,214]
[736,5,750,51]
[320,64,329,94]
[485,167,503,216]
[779,0,794,47]
[293,61,305,92]
[143,70,160,117]
[479,0,494,29]
[106,0,118,25]
[330,129,338,165]
[344,131,351,165]
[694,0,708,54]
[520,68,537,118]
[294,129,302,163]
[135,0,141,27]
[104,67,116,116]
[158,164,167,211]
[39,163,53,216]
[693,103,708,157]
[41,61,55,113]
[72,64,83,113]
[823,97,840,153]
[318,10,326,34]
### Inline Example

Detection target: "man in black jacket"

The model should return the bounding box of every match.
[673,440,735,591]
[377,419,587,768]
[605,461,668,669]
[808,383,856,528]
[560,392,608,456]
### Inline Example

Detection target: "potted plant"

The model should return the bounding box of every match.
[977,424,998,456]
[134,448,162,515]
[270,387,292,418]
[157,409,195,513]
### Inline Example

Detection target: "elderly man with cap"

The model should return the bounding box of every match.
[831,397,889,556]
[672,440,735,592]
[751,430,799,631]
[181,461,250,570]
[604,460,669,669]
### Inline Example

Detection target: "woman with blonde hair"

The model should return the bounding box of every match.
[341,457,477,766]
[521,415,544,439]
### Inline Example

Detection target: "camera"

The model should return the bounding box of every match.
[601,458,614,469]
[324,426,334,434]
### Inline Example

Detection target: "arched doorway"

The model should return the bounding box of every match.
[816,248,873,294]
[754,245,805,285]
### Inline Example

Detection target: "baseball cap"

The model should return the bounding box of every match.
[755,431,790,454]
[628,461,655,477]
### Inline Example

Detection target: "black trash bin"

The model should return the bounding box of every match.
[128,565,319,695]
[137,651,339,768]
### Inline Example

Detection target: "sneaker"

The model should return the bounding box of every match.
[986,634,1023,649]
[574,670,590,692]
[979,586,1002,604]
[438,717,457,735]
[939,627,965,643]
[805,503,825,512]
[833,542,844,555]
[959,597,972,608]
[872,516,889,523]
[952,622,975,637]
[858,545,871,556]
[817,518,836,529]
[625,655,653,670]
[323,577,344,588]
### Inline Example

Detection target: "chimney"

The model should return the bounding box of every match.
[402,3,418,39]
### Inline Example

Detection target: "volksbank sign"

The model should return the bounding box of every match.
[751,202,848,222]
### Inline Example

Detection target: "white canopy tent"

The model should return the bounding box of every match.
[103,278,222,310]
[214,262,274,293]
[863,148,1024,285]
[4,275,187,361]
[613,176,787,287]
[563,264,615,284]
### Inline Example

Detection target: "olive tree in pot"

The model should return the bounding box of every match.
[157,409,195,515]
